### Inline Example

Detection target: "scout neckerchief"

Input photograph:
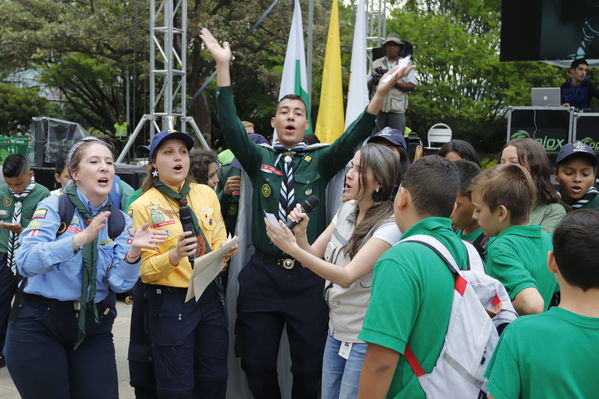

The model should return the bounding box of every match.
[64,184,112,350]
[154,180,212,255]
[273,142,307,222]
[7,180,35,274]
[569,186,599,209]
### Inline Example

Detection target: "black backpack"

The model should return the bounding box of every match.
[9,194,126,322]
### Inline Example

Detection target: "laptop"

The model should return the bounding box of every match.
[531,87,561,106]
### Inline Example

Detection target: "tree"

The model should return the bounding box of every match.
[388,1,564,152]
[0,83,50,135]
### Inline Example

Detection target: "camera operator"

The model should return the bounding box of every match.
[368,33,417,134]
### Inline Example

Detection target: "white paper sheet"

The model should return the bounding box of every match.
[185,235,239,302]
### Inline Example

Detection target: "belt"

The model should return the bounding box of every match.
[146,284,187,295]
[23,293,111,316]
[254,251,298,270]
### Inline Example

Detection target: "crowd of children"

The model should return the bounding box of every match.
[1,30,599,397]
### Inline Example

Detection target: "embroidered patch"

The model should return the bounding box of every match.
[0,210,7,217]
[29,230,39,237]
[303,155,312,163]
[150,208,165,224]
[127,227,135,236]
[67,226,82,234]
[3,198,11,207]
[305,188,313,196]
[261,184,272,198]
[32,209,47,219]
[228,204,238,216]
[27,220,41,229]
[260,164,283,176]
[99,239,113,245]
[152,220,175,228]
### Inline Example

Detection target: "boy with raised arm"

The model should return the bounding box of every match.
[200,28,414,399]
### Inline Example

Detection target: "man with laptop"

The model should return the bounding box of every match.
[561,58,599,109]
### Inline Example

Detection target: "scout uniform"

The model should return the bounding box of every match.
[359,217,470,398]
[0,181,49,361]
[129,182,228,398]
[486,307,599,398]
[216,161,242,236]
[216,85,376,398]
[6,188,137,399]
[485,225,558,309]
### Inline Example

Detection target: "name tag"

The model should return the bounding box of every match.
[338,341,352,360]
[260,164,283,175]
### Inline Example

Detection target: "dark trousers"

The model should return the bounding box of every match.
[236,255,329,399]
[4,294,118,399]
[375,111,406,134]
[146,283,228,399]
[0,255,18,354]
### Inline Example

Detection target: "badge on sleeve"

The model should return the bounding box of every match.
[32,209,47,219]
[27,220,41,229]
[303,155,312,163]
[29,230,39,237]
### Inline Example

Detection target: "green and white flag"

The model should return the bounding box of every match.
[277,0,313,136]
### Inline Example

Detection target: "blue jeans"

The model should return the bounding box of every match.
[321,332,368,399]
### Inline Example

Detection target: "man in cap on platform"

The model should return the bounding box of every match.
[368,33,418,135]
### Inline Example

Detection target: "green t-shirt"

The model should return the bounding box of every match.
[359,217,470,399]
[485,225,557,308]
[457,227,483,243]
[0,183,50,253]
[485,307,599,399]
[216,85,376,256]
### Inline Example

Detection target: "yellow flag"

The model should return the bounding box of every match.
[315,0,344,144]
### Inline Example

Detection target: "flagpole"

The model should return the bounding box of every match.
[307,0,314,101]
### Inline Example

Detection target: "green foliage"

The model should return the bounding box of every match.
[0,83,49,135]
[388,2,563,153]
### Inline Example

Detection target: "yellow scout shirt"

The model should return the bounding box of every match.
[129,182,226,287]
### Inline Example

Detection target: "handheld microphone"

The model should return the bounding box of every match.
[179,206,196,264]
[285,195,320,229]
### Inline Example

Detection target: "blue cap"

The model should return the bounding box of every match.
[556,141,597,166]
[368,127,407,149]
[149,130,195,158]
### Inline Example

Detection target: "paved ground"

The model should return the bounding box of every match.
[0,300,136,399]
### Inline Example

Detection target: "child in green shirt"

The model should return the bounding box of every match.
[554,141,599,210]
[470,163,558,315]
[485,209,599,399]
[451,159,486,257]
[358,156,469,398]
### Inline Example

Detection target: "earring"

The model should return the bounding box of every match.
[152,168,159,178]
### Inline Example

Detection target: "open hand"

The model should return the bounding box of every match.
[264,217,299,255]
[73,211,110,248]
[131,223,168,250]
[199,28,231,65]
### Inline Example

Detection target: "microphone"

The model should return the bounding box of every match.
[285,195,320,229]
[179,206,197,264]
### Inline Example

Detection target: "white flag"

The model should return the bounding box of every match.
[277,0,312,138]
[344,0,369,129]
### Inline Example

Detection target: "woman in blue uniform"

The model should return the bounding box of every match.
[4,137,167,399]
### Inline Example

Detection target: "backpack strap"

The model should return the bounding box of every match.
[400,235,463,275]
[10,195,125,323]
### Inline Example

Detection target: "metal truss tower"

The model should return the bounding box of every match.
[117,0,208,163]
[366,0,387,53]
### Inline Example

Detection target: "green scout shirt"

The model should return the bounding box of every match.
[216,162,242,236]
[485,307,599,399]
[216,86,376,256]
[485,225,557,308]
[359,217,470,399]
[0,183,50,253]
[529,202,566,234]
[582,192,599,210]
